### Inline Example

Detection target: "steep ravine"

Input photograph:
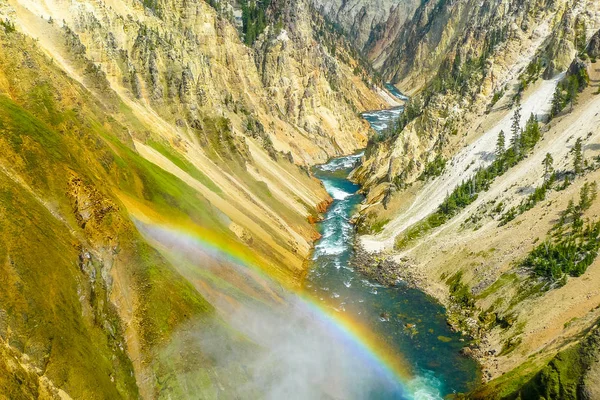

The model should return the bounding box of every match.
[3,0,600,397]
[307,151,480,398]
[352,23,600,400]
[0,0,401,397]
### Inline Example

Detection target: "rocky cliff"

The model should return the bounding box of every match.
[0,0,390,396]
[351,0,600,396]
[5,0,388,165]
[310,0,421,54]
[354,0,599,203]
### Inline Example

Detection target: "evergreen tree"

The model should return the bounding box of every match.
[543,153,554,181]
[510,99,522,156]
[496,130,505,157]
[562,175,571,190]
[241,0,271,45]
[550,88,563,118]
[579,182,598,211]
[579,183,592,211]
[522,113,540,150]
[559,199,575,226]
[569,77,579,111]
[572,138,583,174]
[575,19,587,56]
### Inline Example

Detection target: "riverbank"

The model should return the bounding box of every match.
[350,241,495,379]
[306,152,480,398]
[352,241,495,381]
[351,242,422,288]
[350,70,600,389]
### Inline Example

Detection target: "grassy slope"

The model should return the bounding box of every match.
[471,323,600,399]
[0,173,139,399]
[0,28,264,397]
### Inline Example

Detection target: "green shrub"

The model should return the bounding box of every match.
[521,183,600,282]
[419,155,447,181]
[394,112,542,249]
[447,272,475,308]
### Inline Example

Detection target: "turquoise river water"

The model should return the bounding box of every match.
[305,108,480,399]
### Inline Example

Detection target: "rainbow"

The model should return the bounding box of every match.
[297,294,414,384]
[134,219,431,398]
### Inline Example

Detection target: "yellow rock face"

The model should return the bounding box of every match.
[0,0,392,396]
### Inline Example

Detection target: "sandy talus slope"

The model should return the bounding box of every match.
[353,3,600,395]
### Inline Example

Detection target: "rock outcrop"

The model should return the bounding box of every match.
[355,0,600,200]
[349,0,600,397]
[310,0,420,53]
[587,28,600,59]
[0,0,391,397]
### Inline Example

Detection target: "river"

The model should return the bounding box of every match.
[136,105,480,399]
[304,109,480,398]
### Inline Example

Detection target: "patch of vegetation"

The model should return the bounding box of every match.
[447,272,475,308]
[500,173,556,226]
[476,273,518,300]
[370,218,390,234]
[465,357,541,399]
[564,317,578,329]
[190,115,248,165]
[521,182,599,283]
[574,16,588,57]
[147,139,223,195]
[550,65,590,118]
[394,212,447,250]
[506,323,600,400]
[419,154,447,181]
[245,115,277,160]
[241,0,272,45]
[437,110,539,215]
[518,58,544,93]
[142,0,160,14]
[499,335,523,356]
[395,108,542,249]
[426,25,508,102]
[0,19,16,33]
[366,95,429,148]
[499,138,597,226]
[356,211,390,235]
[489,88,505,109]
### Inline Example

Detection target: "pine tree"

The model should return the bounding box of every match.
[579,183,592,211]
[566,199,576,222]
[579,182,598,211]
[510,99,522,157]
[591,182,598,203]
[572,138,583,174]
[496,130,505,157]
[543,153,554,181]
[569,77,579,111]
[522,113,540,150]
[550,88,563,117]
